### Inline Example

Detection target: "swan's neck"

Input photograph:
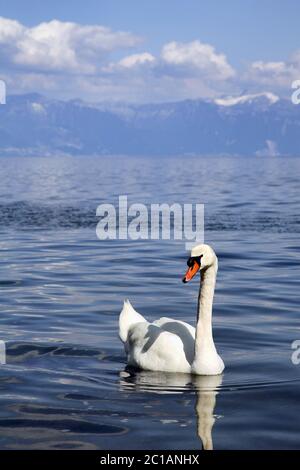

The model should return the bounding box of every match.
[194,264,217,364]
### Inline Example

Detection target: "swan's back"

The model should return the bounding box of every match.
[119,300,195,373]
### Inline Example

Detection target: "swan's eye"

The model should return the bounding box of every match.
[187,256,202,267]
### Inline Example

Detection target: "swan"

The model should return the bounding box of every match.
[119,244,224,375]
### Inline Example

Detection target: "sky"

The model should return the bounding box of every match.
[0,0,299,103]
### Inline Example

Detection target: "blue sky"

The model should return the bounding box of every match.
[0,0,299,102]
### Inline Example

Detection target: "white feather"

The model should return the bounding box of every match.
[118,244,224,375]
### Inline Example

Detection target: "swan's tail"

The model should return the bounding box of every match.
[119,299,145,343]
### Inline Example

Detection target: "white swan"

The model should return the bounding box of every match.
[119,244,224,375]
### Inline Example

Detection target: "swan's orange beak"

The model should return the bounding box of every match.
[182,259,200,283]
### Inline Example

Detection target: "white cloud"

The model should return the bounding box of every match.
[0,17,24,42]
[2,16,294,103]
[247,55,300,89]
[161,40,235,79]
[0,16,140,74]
[251,61,287,74]
[99,40,236,102]
[118,52,155,68]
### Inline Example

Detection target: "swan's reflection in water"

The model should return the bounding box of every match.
[195,374,222,450]
[119,369,223,450]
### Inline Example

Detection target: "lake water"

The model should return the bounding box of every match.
[0,155,299,450]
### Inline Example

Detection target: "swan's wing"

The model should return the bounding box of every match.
[153,317,195,337]
[127,321,192,373]
[126,317,195,373]
[119,299,146,343]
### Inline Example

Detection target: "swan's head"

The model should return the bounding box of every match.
[182,244,217,283]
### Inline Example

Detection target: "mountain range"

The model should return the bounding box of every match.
[0,92,299,156]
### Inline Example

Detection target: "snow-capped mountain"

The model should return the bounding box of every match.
[0,92,299,156]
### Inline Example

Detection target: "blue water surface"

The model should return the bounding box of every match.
[0,155,299,449]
